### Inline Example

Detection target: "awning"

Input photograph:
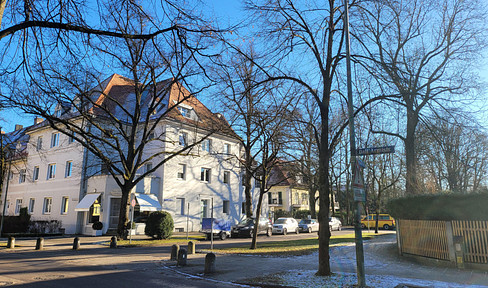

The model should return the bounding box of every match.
[75,193,101,212]
[135,193,162,212]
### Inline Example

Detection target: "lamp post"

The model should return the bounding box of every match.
[343,0,366,287]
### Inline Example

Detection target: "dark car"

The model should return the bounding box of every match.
[231,217,273,238]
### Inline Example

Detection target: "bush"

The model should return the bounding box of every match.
[2,208,31,233]
[274,210,293,220]
[28,220,62,234]
[144,211,174,239]
[92,221,103,230]
[387,193,488,221]
[294,210,311,220]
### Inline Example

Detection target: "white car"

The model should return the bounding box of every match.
[329,217,342,231]
[272,217,299,235]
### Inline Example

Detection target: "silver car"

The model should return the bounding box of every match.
[299,219,319,233]
[329,217,342,231]
[272,217,299,235]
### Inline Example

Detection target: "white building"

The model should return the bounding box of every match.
[1,74,246,235]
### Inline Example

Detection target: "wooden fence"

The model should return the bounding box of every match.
[398,219,488,265]
[452,221,488,264]
[398,219,450,261]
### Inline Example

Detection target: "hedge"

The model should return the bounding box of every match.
[386,193,488,221]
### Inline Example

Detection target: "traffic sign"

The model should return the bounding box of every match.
[354,188,366,202]
[131,199,136,207]
[357,145,395,156]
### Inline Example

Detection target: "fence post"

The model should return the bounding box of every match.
[7,237,15,249]
[110,236,117,249]
[204,253,216,274]
[446,222,456,263]
[73,237,80,250]
[187,241,195,254]
[177,248,187,266]
[170,244,179,260]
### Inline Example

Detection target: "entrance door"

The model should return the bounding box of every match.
[201,199,209,218]
[109,198,121,229]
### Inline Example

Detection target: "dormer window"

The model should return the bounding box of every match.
[177,105,198,121]
[178,107,190,118]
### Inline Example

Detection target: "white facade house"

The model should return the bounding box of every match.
[1,74,246,235]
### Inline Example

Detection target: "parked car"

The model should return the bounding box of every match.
[272,217,299,235]
[231,217,272,238]
[299,219,319,233]
[329,217,342,231]
[361,214,395,230]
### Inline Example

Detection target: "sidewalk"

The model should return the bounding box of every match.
[164,234,488,287]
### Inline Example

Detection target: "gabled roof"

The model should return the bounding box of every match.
[267,160,307,188]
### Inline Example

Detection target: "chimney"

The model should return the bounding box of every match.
[34,117,44,125]
[15,124,23,131]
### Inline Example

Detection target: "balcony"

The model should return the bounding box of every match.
[268,198,283,206]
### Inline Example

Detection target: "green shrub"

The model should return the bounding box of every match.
[294,210,311,220]
[144,211,174,239]
[274,210,293,220]
[387,193,488,220]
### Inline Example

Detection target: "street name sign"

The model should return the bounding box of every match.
[357,145,395,156]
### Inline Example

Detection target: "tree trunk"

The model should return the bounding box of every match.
[405,109,419,195]
[309,185,317,219]
[250,188,265,249]
[117,185,132,240]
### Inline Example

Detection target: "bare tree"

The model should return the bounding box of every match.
[0,3,226,239]
[354,0,487,195]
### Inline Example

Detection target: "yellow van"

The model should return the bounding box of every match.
[361,214,395,230]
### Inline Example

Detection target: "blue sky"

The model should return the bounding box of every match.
[1,1,487,133]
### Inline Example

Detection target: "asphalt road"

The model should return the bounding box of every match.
[0,228,389,287]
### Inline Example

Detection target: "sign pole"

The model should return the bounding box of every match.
[210,198,214,250]
[186,202,190,240]
[344,0,366,286]
[129,196,136,244]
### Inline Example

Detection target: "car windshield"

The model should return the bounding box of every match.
[299,219,312,224]
[238,218,254,225]
[275,219,288,224]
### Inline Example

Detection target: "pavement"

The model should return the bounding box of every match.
[1,232,488,287]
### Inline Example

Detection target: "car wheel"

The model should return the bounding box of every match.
[308,227,312,233]
[383,224,390,230]
[283,228,287,235]
[267,228,272,237]
[219,232,227,240]
[361,224,366,229]
[205,233,211,240]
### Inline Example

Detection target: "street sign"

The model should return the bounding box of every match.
[352,159,366,202]
[357,145,395,156]
[353,188,366,202]
[131,199,136,207]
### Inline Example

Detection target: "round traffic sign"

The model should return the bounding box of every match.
[131,199,136,207]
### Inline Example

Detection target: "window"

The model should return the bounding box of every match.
[201,199,209,218]
[43,197,52,214]
[51,132,60,147]
[176,198,185,215]
[15,199,22,215]
[19,169,26,183]
[69,132,76,143]
[61,197,69,214]
[224,143,231,154]
[65,161,72,177]
[28,198,35,214]
[202,139,211,152]
[179,132,187,147]
[148,131,155,140]
[36,136,43,151]
[144,163,152,174]
[278,192,283,204]
[178,106,190,118]
[223,200,230,214]
[241,202,246,215]
[33,166,39,181]
[177,164,186,180]
[47,163,56,179]
[201,168,211,182]
[223,171,230,184]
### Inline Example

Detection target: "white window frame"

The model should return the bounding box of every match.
[47,163,56,179]
[61,196,69,215]
[179,132,187,147]
[200,168,211,182]
[28,198,35,214]
[33,166,39,181]
[223,200,230,214]
[51,132,60,148]
[202,139,211,152]
[15,199,22,215]
[178,106,190,118]
[65,161,72,178]
[223,171,230,184]
[177,164,186,180]
[224,143,231,154]
[19,169,26,184]
[69,132,76,144]
[43,197,52,214]
[36,136,43,151]
[144,162,153,174]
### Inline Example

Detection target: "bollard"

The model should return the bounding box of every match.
[7,237,15,249]
[72,237,80,250]
[35,237,44,250]
[177,248,187,266]
[204,252,216,274]
[110,236,117,248]
[170,244,179,260]
[187,241,195,254]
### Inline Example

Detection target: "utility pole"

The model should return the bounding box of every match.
[343,0,366,287]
